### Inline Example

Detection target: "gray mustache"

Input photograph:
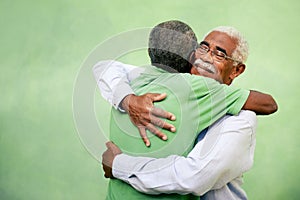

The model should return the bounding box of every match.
[194,59,217,74]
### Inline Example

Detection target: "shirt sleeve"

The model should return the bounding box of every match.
[203,76,250,115]
[92,60,142,111]
[224,86,250,115]
[187,75,250,117]
[112,111,257,196]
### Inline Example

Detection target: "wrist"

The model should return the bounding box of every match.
[120,94,136,113]
[112,153,138,183]
[111,153,124,178]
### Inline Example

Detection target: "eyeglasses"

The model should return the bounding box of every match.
[196,44,241,63]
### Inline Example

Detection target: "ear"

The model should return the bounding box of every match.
[229,63,245,81]
[189,50,196,65]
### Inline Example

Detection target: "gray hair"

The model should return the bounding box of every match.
[148,20,198,73]
[203,26,249,64]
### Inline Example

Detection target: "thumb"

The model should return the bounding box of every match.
[105,141,115,148]
[106,141,121,154]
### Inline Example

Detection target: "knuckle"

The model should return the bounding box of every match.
[155,119,165,127]
[153,129,161,135]
[164,123,172,129]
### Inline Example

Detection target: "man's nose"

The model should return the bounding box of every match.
[200,52,214,63]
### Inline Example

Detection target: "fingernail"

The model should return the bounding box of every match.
[171,116,176,120]
[162,135,168,140]
[171,127,176,132]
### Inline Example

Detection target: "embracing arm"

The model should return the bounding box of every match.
[243,90,278,115]
[93,60,176,145]
[92,60,141,110]
[103,111,257,196]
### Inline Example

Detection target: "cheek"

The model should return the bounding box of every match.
[217,63,232,77]
[194,51,203,59]
[213,63,225,74]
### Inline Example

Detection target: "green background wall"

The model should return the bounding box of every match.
[1,0,299,199]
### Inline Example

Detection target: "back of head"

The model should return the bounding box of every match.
[148,20,198,73]
[203,26,249,64]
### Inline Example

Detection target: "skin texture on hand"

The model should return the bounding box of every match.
[121,93,176,147]
[102,142,122,178]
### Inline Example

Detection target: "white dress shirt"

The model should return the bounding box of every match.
[93,60,257,199]
[113,110,256,199]
[93,60,144,111]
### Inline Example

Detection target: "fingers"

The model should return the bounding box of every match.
[105,141,122,154]
[149,115,176,132]
[138,124,168,147]
[103,164,109,178]
[102,148,111,166]
[105,141,114,148]
[138,127,150,147]
[149,93,167,102]
[149,94,175,119]
[145,123,168,141]
[102,163,113,179]
[151,107,176,121]
[125,92,176,147]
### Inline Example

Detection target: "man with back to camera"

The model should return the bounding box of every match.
[94,20,277,199]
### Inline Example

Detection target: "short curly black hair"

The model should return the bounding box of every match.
[148,20,198,73]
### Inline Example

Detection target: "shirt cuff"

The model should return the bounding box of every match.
[112,154,154,182]
[112,154,134,182]
[112,81,135,112]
